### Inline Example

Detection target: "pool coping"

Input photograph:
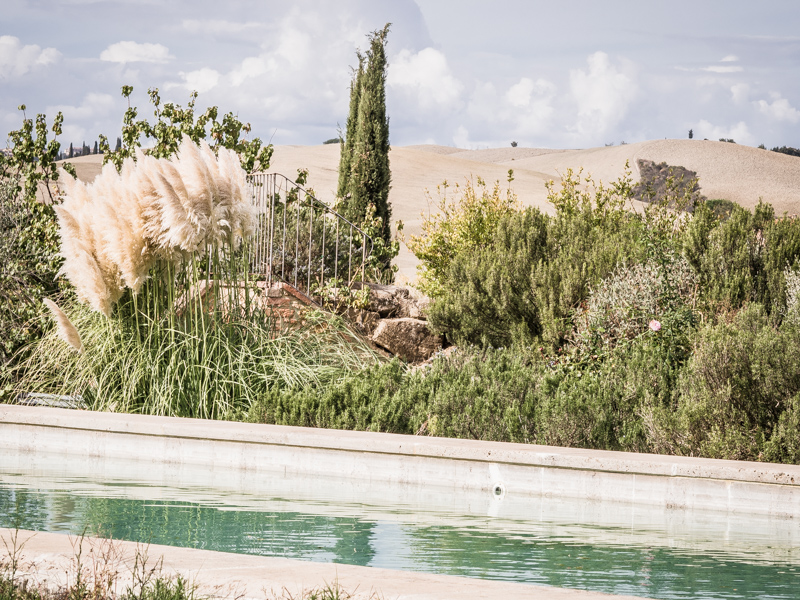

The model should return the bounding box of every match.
[1,528,649,600]
[2,405,798,486]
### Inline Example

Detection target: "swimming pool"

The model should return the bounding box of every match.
[2,448,798,600]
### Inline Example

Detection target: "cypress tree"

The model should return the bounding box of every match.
[68,143,73,159]
[337,52,364,200]
[338,24,392,244]
[93,140,98,154]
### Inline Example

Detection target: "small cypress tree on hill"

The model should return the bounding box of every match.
[337,24,392,244]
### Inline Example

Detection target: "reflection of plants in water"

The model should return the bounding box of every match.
[0,489,378,568]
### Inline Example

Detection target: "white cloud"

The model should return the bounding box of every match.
[48,92,116,121]
[721,55,739,62]
[452,124,470,147]
[177,68,220,93]
[230,55,275,87]
[570,51,637,140]
[731,83,749,104]
[702,65,743,73]
[456,76,556,146]
[388,48,463,111]
[46,93,117,141]
[506,77,555,108]
[755,94,800,124]
[229,25,314,87]
[695,119,753,144]
[181,19,264,36]
[100,41,173,64]
[0,36,60,79]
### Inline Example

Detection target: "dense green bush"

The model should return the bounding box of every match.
[426,208,548,347]
[0,107,70,395]
[684,201,800,318]
[248,359,410,431]
[406,175,519,297]
[427,169,647,348]
[647,304,800,460]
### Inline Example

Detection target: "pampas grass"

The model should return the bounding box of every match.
[19,300,379,419]
[42,298,83,354]
[55,135,255,314]
[20,136,380,419]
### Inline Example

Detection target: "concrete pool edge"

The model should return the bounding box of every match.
[1,405,799,517]
[1,528,649,600]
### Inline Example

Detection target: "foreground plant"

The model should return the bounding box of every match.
[20,302,378,419]
[0,108,72,388]
[1,531,202,600]
[16,135,379,418]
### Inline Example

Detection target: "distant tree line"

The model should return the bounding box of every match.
[772,146,800,158]
[57,137,117,161]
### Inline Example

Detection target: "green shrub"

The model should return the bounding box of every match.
[407,175,519,297]
[704,198,736,221]
[0,106,70,394]
[764,392,800,463]
[426,169,647,348]
[649,304,800,460]
[248,359,411,431]
[575,253,697,347]
[426,208,548,347]
[683,201,800,318]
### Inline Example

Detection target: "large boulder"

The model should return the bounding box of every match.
[371,318,442,363]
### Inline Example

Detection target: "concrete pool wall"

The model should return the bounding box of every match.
[1,405,798,518]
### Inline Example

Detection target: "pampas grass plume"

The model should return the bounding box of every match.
[43,298,84,354]
[56,135,253,314]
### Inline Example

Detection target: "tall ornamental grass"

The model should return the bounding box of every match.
[16,135,379,418]
[20,302,378,419]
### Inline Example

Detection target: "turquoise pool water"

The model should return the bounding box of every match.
[1,451,798,599]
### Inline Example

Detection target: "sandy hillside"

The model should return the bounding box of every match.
[63,141,800,283]
[505,140,800,215]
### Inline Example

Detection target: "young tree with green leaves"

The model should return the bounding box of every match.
[0,106,74,388]
[98,86,273,173]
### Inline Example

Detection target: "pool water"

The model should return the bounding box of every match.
[1,450,798,600]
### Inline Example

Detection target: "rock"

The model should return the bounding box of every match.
[352,282,430,319]
[343,308,381,336]
[371,318,443,363]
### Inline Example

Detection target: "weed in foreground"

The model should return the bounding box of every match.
[0,531,202,600]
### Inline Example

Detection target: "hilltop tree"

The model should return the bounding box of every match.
[68,142,73,159]
[689,129,694,140]
[337,24,392,244]
[93,140,98,154]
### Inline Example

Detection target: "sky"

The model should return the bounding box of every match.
[2,0,800,150]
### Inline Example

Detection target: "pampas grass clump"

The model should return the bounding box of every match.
[55,135,254,316]
[22,136,381,418]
